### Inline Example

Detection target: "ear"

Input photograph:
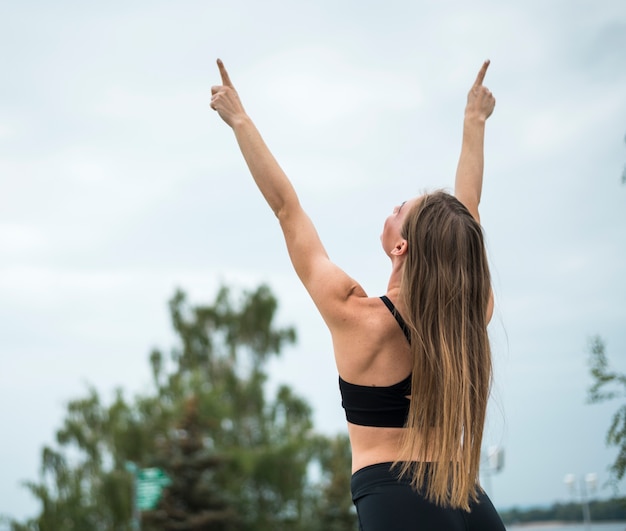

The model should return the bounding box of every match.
[390,239,408,257]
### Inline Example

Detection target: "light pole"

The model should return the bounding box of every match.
[481,445,505,498]
[564,472,597,531]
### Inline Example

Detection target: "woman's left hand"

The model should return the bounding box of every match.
[211,59,247,128]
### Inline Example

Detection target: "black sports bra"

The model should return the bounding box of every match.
[338,296,412,428]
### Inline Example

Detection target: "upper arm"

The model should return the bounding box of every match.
[455,191,481,224]
[278,204,364,325]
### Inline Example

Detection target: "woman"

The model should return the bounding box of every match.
[211,58,505,530]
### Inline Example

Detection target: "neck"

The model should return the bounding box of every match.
[386,256,405,297]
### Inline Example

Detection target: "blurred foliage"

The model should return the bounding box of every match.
[499,497,626,525]
[585,140,626,492]
[8,283,356,531]
[588,335,626,487]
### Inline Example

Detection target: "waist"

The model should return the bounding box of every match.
[351,461,433,500]
[352,461,397,482]
[348,422,442,473]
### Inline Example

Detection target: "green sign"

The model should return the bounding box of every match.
[136,467,171,510]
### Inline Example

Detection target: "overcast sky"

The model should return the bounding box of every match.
[1,0,625,522]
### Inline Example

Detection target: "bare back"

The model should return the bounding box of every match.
[332,294,432,472]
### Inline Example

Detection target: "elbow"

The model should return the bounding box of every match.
[274,191,302,221]
[275,199,299,224]
[274,199,291,221]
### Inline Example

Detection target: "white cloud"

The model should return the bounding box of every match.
[0,122,15,139]
[246,47,423,126]
[0,224,47,254]
[515,85,626,156]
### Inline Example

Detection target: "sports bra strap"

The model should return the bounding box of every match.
[379,295,411,344]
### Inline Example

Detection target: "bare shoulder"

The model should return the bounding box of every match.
[330,295,411,383]
[324,289,380,329]
[310,274,368,327]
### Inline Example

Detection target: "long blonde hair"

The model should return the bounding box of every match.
[394,190,492,510]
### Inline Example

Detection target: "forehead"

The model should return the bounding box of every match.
[401,195,423,213]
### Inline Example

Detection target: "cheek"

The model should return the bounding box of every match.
[382,217,391,237]
[381,216,397,246]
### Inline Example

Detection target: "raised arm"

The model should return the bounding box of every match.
[454,60,496,223]
[210,59,361,323]
[211,59,297,219]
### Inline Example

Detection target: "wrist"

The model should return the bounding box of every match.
[463,111,487,126]
[230,113,253,131]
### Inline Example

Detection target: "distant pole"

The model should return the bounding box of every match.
[481,446,505,499]
[125,462,141,531]
[564,472,597,531]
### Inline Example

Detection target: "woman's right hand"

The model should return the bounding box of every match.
[465,60,496,122]
[211,59,248,128]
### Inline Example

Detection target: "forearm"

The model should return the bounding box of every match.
[454,60,495,222]
[454,114,486,221]
[231,115,299,218]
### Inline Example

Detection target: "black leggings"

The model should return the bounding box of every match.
[351,462,506,531]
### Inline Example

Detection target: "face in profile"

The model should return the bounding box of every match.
[380,196,421,257]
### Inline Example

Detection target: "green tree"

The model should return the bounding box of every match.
[8,283,356,531]
[498,498,626,525]
[588,335,626,485]
[309,434,356,531]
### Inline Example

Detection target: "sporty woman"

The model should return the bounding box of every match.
[211,58,505,530]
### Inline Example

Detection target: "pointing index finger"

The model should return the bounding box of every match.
[474,59,490,87]
[217,58,233,88]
